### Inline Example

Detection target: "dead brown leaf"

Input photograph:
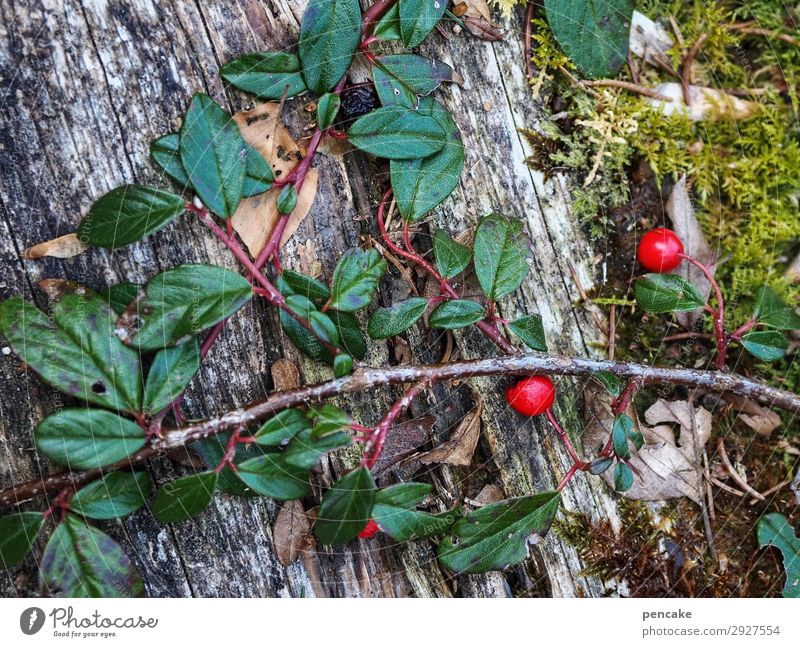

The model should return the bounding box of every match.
[472,484,504,505]
[721,393,781,437]
[584,387,712,504]
[273,499,314,566]
[25,233,88,260]
[271,358,300,391]
[419,400,482,466]
[374,415,435,485]
[231,103,318,257]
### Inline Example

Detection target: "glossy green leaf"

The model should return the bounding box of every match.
[399,0,448,47]
[70,472,153,520]
[242,144,274,197]
[438,492,561,574]
[116,264,253,350]
[473,214,529,301]
[280,308,329,364]
[333,353,353,377]
[330,310,368,360]
[377,54,454,96]
[220,52,307,99]
[0,512,44,568]
[433,229,471,279]
[309,311,338,345]
[276,184,298,215]
[77,184,185,249]
[282,429,351,470]
[373,65,418,109]
[308,404,352,438]
[152,472,218,523]
[40,514,142,597]
[192,434,256,497]
[180,93,246,218]
[298,0,362,94]
[544,0,634,78]
[348,105,448,160]
[372,483,455,542]
[100,282,141,316]
[757,513,800,598]
[329,248,387,312]
[235,454,311,499]
[588,457,614,475]
[429,299,485,329]
[508,314,547,351]
[317,93,341,130]
[280,270,331,305]
[754,286,800,330]
[253,408,310,446]
[740,330,787,362]
[373,3,401,41]
[150,133,190,187]
[142,338,201,414]
[592,371,622,397]
[391,98,464,221]
[35,409,146,470]
[0,291,142,412]
[315,467,376,545]
[368,297,428,339]
[613,462,634,492]
[634,273,706,313]
[612,413,634,460]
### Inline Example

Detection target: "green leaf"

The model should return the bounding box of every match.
[276,184,298,215]
[634,273,706,313]
[315,467,376,545]
[253,408,310,446]
[329,248,387,312]
[433,229,471,279]
[100,282,141,315]
[150,133,191,187]
[282,429,351,469]
[317,93,341,130]
[740,330,787,362]
[309,311,339,346]
[757,513,800,598]
[544,0,634,78]
[298,0,362,94]
[508,314,547,351]
[374,3,401,41]
[473,214,529,301]
[142,338,201,414]
[391,98,464,221]
[438,492,561,574]
[35,409,146,470]
[235,454,311,499]
[592,371,622,397]
[180,93,246,218]
[373,65,418,109]
[220,52,307,99]
[329,310,368,360]
[280,308,329,363]
[0,291,142,412]
[613,462,634,492]
[754,286,800,330]
[368,297,428,339]
[399,0,448,47]
[242,144,274,197]
[377,54,454,96]
[333,353,353,377]
[192,434,256,497]
[77,184,185,249]
[588,457,614,475]
[0,512,44,568]
[348,105,448,160]
[115,264,253,350]
[612,413,634,460]
[70,472,153,520]
[152,472,218,523]
[372,483,455,542]
[40,514,142,597]
[280,270,331,305]
[429,299,485,329]
[308,404,352,437]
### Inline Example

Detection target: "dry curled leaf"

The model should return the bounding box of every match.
[584,387,712,504]
[721,393,781,438]
[374,415,435,484]
[472,484,504,505]
[25,233,88,260]
[231,103,318,257]
[273,499,314,567]
[648,84,757,121]
[419,400,482,466]
[271,358,300,391]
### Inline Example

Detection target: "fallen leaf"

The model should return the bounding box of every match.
[583,387,712,504]
[472,483,504,505]
[231,103,318,257]
[648,84,758,121]
[271,358,300,391]
[273,499,314,566]
[721,393,781,437]
[629,11,673,68]
[374,415,435,485]
[667,175,717,328]
[460,0,491,21]
[24,233,88,259]
[419,400,482,466]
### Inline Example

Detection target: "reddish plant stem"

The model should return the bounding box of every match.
[730,317,756,341]
[42,487,74,520]
[679,253,727,370]
[545,408,586,466]
[214,427,242,474]
[361,0,398,35]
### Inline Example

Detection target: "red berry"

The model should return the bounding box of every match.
[505,376,556,417]
[636,228,684,273]
[358,519,380,539]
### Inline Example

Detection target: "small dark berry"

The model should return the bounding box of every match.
[338,85,379,123]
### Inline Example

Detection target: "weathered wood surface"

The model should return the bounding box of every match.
[0,0,621,597]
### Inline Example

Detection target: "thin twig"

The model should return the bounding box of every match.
[681,33,708,105]
[586,79,673,101]
[716,437,765,501]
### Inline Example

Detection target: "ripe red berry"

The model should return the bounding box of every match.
[358,519,380,539]
[505,376,556,417]
[636,228,684,273]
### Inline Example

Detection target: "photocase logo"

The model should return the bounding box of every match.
[20,607,45,635]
